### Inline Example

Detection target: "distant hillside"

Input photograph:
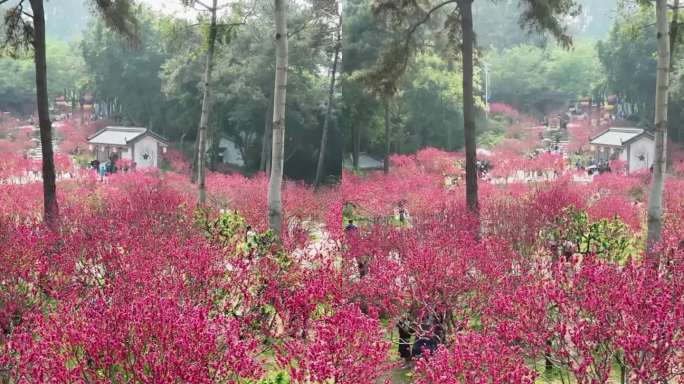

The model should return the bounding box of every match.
[474,0,618,50]
[43,0,191,41]
[573,0,618,39]
[45,0,92,41]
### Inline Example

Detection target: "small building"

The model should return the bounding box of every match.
[207,134,245,167]
[87,126,168,168]
[343,153,384,171]
[589,127,655,173]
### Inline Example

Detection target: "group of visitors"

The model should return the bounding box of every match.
[575,158,612,175]
[89,158,136,181]
[589,159,611,175]
[476,159,491,179]
[344,201,442,367]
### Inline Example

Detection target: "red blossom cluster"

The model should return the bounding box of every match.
[163,147,191,174]
[414,333,538,384]
[567,120,603,154]
[1,134,684,383]
[489,102,521,120]
[54,119,100,155]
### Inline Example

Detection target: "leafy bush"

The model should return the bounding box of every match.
[543,206,640,264]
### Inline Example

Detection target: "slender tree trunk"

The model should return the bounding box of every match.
[191,137,199,183]
[545,339,553,372]
[208,123,216,172]
[647,0,670,258]
[260,94,273,172]
[268,0,288,237]
[180,131,187,152]
[353,125,360,170]
[396,117,403,154]
[266,145,272,176]
[196,0,218,205]
[30,0,59,229]
[443,95,452,150]
[314,19,341,187]
[458,0,478,214]
[668,0,679,168]
[383,99,390,174]
[422,123,427,148]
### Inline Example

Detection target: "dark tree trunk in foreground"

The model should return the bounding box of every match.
[30,0,59,228]
[458,0,478,214]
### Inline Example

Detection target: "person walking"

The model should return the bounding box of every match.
[98,161,107,182]
[345,219,357,232]
[398,204,406,224]
[397,318,413,366]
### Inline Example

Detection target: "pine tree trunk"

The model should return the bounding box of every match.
[314,19,341,187]
[260,94,273,172]
[646,0,670,259]
[619,361,627,384]
[443,95,452,151]
[208,124,216,172]
[383,99,390,174]
[30,0,59,229]
[180,131,187,152]
[458,0,478,214]
[191,138,198,183]
[396,127,402,154]
[268,0,289,237]
[196,0,218,205]
[353,125,360,170]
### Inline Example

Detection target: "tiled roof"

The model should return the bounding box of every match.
[88,127,147,146]
[354,153,383,169]
[590,127,644,147]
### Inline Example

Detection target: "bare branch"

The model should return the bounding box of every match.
[405,0,457,43]
[287,18,310,38]
[91,0,139,44]
[1,0,33,56]
[193,0,212,11]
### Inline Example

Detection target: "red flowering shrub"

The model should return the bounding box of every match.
[489,102,520,120]
[163,147,191,174]
[2,115,684,383]
[414,333,538,384]
[0,175,265,383]
[587,193,641,232]
[54,120,99,155]
[0,152,31,179]
[483,181,584,250]
[609,159,626,174]
[277,305,391,384]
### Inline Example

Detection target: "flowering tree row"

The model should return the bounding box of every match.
[0,143,684,383]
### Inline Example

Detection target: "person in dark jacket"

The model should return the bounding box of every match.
[411,313,444,358]
[397,318,413,363]
[345,219,357,232]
